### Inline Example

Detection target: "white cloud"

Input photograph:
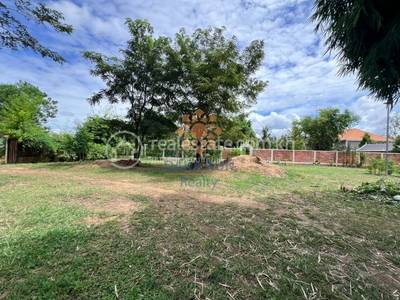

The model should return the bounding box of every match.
[249,111,299,137]
[1,0,397,135]
[349,96,389,135]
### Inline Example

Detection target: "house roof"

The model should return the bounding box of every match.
[339,128,386,142]
[357,143,393,152]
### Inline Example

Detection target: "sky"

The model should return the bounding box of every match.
[0,0,396,137]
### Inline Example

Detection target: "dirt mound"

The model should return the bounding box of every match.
[229,155,284,177]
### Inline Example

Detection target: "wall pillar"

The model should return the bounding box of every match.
[292,149,295,163]
[4,136,8,164]
[335,151,338,167]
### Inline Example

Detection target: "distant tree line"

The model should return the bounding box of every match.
[260,108,359,151]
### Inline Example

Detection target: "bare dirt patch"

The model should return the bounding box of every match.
[229,155,285,177]
[82,215,119,226]
[79,197,141,231]
[80,197,140,215]
[0,165,268,210]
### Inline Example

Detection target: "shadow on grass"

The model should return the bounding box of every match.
[2,192,399,299]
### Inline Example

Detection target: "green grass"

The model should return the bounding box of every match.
[0,163,399,299]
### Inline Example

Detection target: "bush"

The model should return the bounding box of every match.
[87,143,107,160]
[351,179,400,203]
[52,133,77,161]
[230,148,243,157]
[368,158,397,175]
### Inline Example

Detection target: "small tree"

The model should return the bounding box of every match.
[0,82,57,151]
[260,126,272,148]
[389,113,400,138]
[219,114,256,147]
[292,108,359,150]
[359,133,372,147]
[392,136,400,153]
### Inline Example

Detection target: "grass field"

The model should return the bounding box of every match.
[1,162,400,299]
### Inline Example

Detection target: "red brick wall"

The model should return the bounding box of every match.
[388,153,400,164]
[224,148,400,166]
[316,151,336,164]
[294,151,314,163]
[253,149,272,160]
[272,150,292,161]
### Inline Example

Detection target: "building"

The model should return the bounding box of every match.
[357,143,393,152]
[339,128,386,150]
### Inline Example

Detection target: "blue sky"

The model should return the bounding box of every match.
[0,0,395,136]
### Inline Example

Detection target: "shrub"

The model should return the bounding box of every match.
[230,148,243,157]
[52,133,77,161]
[368,158,396,175]
[204,149,222,163]
[351,179,400,203]
[87,143,107,160]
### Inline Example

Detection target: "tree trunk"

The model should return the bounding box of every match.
[7,139,18,164]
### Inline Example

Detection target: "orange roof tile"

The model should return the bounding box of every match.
[339,128,386,142]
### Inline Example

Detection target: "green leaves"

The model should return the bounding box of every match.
[84,19,266,146]
[0,82,57,151]
[0,0,73,62]
[313,0,400,103]
[171,27,266,115]
[293,108,359,150]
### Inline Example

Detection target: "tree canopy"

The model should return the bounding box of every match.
[313,0,400,104]
[168,27,266,116]
[0,0,73,62]
[0,82,57,150]
[219,114,256,147]
[83,19,175,141]
[359,133,372,147]
[292,108,359,150]
[84,19,266,151]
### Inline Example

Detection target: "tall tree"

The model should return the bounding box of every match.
[168,27,266,116]
[293,108,359,150]
[0,0,73,62]
[84,19,172,146]
[261,126,274,148]
[313,0,400,104]
[84,19,267,156]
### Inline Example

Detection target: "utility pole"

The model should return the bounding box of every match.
[385,97,392,176]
